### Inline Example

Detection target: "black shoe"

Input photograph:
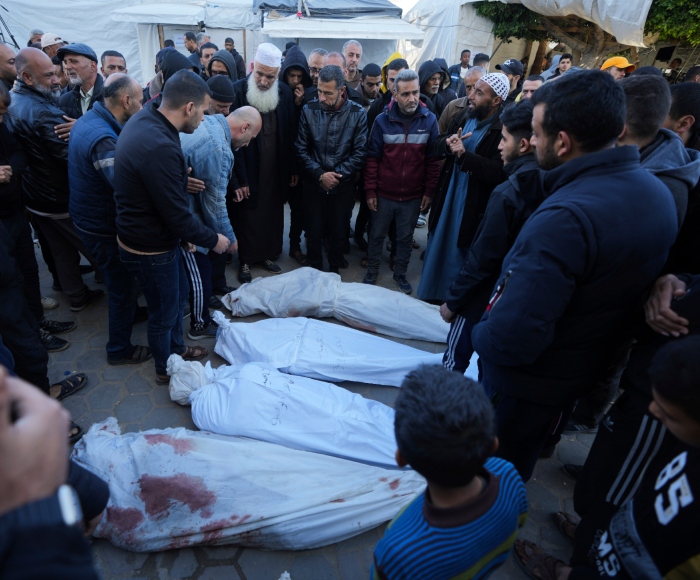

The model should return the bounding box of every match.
[40,319,76,335]
[353,235,368,252]
[40,329,69,352]
[70,288,104,312]
[134,306,149,324]
[563,420,598,435]
[340,258,349,269]
[238,263,252,283]
[225,253,233,265]
[213,285,237,296]
[257,260,281,274]
[209,295,224,310]
[79,265,94,275]
[562,464,584,480]
[392,275,412,294]
[539,443,556,459]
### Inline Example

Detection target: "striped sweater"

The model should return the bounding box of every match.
[371,457,527,579]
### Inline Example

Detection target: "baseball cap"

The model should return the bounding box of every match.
[57,43,98,63]
[601,56,635,72]
[496,59,524,77]
[207,75,235,103]
[41,33,63,48]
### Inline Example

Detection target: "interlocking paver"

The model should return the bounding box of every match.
[39,204,587,579]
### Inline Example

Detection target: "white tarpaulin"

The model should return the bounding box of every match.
[222,268,449,343]
[503,0,653,47]
[262,14,424,40]
[168,356,400,468]
[73,418,425,552]
[212,311,444,386]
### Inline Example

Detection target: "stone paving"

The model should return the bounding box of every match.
[42,204,592,579]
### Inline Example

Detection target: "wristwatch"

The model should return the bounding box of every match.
[5,485,83,531]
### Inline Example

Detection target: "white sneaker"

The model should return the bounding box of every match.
[42,296,58,310]
[416,215,427,228]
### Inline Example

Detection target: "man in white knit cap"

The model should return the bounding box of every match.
[229,43,298,283]
[417,72,508,302]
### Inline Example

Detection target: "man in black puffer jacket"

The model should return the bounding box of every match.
[7,48,103,312]
[296,65,367,273]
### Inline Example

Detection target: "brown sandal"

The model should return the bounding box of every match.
[553,511,579,545]
[182,345,208,362]
[514,539,567,580]
[156,374,170,385]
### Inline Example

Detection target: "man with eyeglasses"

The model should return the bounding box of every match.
[307,48,328,87]
[206,49,237,82]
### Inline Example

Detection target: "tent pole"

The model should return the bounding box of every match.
[157,24,165,49]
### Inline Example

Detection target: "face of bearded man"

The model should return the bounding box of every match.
[246,64,280,114]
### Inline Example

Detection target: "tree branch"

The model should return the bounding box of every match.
[540,17,592,54]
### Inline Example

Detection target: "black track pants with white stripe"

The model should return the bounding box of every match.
[180,248,212,332]
[442,315,474,373]
[571,388,667,566]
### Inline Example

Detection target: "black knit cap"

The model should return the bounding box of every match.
[207,75,235,103]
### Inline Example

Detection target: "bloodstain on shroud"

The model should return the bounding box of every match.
[104,506,146,548]
[138,473,216,520]
[143,434,194,456]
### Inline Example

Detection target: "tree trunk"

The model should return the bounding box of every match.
[523,39,533,75]
[530,41,549,75]
[572,49,582,65]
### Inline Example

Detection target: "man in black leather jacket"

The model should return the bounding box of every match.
[296,65,368,273]
[7,48,102,312]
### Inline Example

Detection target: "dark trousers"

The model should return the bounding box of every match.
[443,315,474,373]
[31,214,101,301]
[80,236,139,360]
[288,182,305,251]
[303,181,355,271]
[1,210,43,324]
[32,216,59,288]
[489,389,574,482]
[180,248,212,332]
[367,197,421,277]
[119,246,188,375]
[209,251,227,292]
[571,389,667,566]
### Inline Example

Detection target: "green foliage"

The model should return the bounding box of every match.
[645,0,700,45]
[473,2,544,42]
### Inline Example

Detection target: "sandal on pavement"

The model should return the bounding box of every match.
[182,345,208,362]
[290,249,309,266]
[553,511,579,545]
[69,421,84,445]
[514,539,568,580]
[156,374,170,385]
[50,373,88,401]
[107,345,152,366]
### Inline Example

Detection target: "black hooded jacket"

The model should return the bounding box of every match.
[229,49,246,80]
[280,46,312,114]
[418,60,446,118]
[433,58,458,107]
[208,50,238,82]
[146,51,199,107]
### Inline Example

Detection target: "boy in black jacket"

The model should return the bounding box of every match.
[441,100,540,374]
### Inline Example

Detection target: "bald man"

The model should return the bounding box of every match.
[68,73,150,364]
[179,105,262,338]
[0,43,16,90]
[7,48,103,312]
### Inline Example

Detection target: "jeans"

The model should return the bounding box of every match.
[303,181,355,271]
[81,236,139,359]
[180,249,212,332]
[367,197,421,277]
[118,246,188,375]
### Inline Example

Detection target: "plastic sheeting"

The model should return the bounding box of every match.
[262,15,424,40]
[73,418,425,552]
[255,0,403,18]
[168,356,400,468]
[212,311,444,386]
[222,268,448,343]
[503,0,653,47]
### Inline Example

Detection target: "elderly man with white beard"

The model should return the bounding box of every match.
[228,43,298,283]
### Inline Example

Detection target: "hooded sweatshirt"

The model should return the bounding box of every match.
[145,51,198,107]
[433,57,458,106]
[380,51,403,93]
[208,49,238,82]
[418,60,446,117]
[280,45,312,90]
[540,55,562,81]
[639,128,700,226]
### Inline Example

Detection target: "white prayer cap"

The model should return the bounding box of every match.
[254,43,282,68]
[480,72,510,101]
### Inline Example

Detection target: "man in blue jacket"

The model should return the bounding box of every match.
[471,70,679,481]
[68,74,151,367]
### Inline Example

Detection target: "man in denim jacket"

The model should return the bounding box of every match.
[180,106,261,339]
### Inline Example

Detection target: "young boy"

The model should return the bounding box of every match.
[514,337,700,579]
[372,365,527,579]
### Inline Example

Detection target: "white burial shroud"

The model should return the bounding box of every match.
[221,267,449,343]
[72,418,425,552]
[168,355,400,469]
[212,311,444,386]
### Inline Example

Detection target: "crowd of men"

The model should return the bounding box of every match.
[1,24,700,579]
